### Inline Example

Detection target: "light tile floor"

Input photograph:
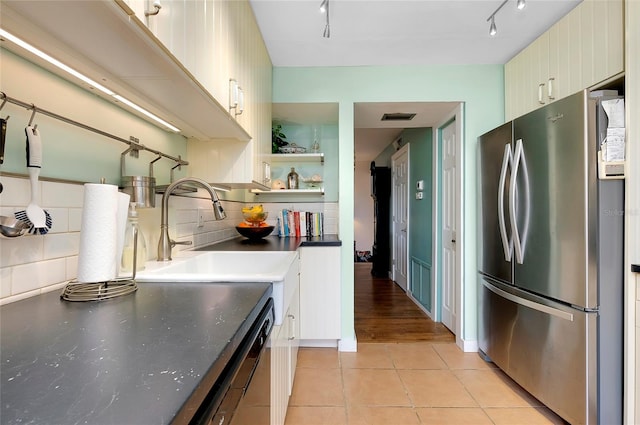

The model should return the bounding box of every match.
[285,342,567,425]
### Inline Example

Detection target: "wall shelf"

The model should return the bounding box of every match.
[269,153,324,164]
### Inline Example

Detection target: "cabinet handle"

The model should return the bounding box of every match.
[547,77,555,100]
[145,0,162,16]
[538,83,546,105]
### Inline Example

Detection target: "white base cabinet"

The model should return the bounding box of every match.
[299,246,341,341]
[270,252,300,425]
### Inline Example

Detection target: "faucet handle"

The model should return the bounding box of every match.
[171,239,193,247]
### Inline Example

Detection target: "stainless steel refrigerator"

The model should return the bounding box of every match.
[478,90,623,425]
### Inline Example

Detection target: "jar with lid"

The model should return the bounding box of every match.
[287,167,299,189]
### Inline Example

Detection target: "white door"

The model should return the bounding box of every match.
[441,120,457,332]
[391,145,409,291]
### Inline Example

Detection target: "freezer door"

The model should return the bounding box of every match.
[478,121,513,284]
[479,277,600,425]
[512,91,593,307]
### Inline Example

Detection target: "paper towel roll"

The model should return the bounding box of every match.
[77,183,129,283]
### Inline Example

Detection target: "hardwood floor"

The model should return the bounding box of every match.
[354,263,455,343]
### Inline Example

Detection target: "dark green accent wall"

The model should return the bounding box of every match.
[404,128,433,266]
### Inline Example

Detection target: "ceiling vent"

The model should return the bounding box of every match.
[381,112,416,121]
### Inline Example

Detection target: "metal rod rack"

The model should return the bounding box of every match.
[0,91,188,167]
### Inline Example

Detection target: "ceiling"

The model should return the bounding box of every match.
[253,0,581,161]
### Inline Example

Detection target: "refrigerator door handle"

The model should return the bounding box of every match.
[482,280,574,321]
[509,139,531,264]
[498,143,513,261]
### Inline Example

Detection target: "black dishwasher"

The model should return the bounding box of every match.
[190,298,274,425]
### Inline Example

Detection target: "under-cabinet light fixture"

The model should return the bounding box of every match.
[320,0,330,38]
[486,0,526,37]
[0,28,180,133]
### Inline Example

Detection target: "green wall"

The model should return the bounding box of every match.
[272,64,505,347]
[405,128,433,266]
[250,123,339,203]
[0,48,188,187]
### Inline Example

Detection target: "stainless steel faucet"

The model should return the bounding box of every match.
[157,177,226,261]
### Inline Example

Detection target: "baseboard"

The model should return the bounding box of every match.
[458,336,478,353]
[338,335,358,352]
[299,340,338,348]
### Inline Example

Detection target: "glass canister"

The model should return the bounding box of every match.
[287,167,299,189]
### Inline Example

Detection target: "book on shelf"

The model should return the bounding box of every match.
[277,208,324,237]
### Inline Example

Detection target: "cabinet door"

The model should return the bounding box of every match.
[270,325,288,425]
[505,48,526,120]
[299,247,341,340]
[186,0,272,187]
[287,284,300,395]
[580,0,624,88]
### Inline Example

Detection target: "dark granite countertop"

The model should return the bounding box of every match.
[0,282,272,425]
[196,234,341,252]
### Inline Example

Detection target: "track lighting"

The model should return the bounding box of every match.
[319,0,328,14]
[486,0,526,37]
[320,0,330,38]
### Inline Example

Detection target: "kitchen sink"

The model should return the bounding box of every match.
[135,251,297,283]
[134,251,298,325]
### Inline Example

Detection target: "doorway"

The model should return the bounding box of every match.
[353,101,463,342]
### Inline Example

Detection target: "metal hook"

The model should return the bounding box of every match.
[170,156,182,183]
[28,104,37,127]
[0,93,10,121]
[149,155,162,177]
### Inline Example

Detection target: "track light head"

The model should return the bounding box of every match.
[517,0,526,10]
[489,16,497,36]
[320,0,330,38]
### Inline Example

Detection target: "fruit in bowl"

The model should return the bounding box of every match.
[235,224,275,240]
[242,205,268,226]
[238,205,273,239]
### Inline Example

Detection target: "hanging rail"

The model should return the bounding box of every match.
[0,91,188,166]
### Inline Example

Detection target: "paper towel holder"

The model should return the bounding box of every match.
[61,228,140,302]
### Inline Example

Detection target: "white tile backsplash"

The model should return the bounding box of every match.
[43,233,80,260]
[1,176,340,304]
[45,208,69,233]
[12,258,66,294]
[42,181,84,208]
[0,267,11,298]
[0,235,44,268]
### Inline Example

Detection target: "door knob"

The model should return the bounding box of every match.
[451,239,456,243]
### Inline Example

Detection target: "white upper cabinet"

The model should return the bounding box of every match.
[505,0,624,120]
[0,0,251,141]
[187,0,273,188]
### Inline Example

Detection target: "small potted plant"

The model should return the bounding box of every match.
[272,124,289,153]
